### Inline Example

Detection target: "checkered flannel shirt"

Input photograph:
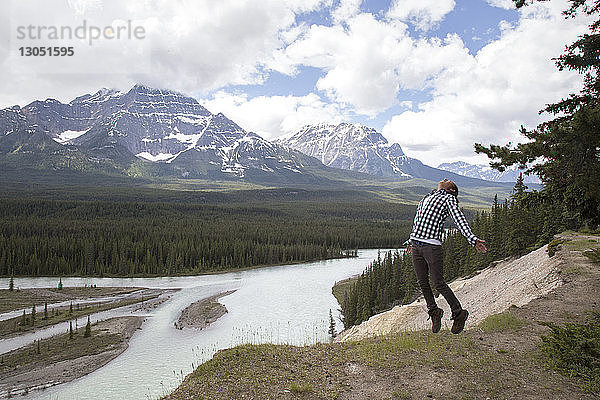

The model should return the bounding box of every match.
[408,189,479,246]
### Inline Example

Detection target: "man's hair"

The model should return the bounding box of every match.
[440,180,459,196]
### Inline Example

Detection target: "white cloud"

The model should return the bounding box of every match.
[383,0,590,167]
[387,0,456,31]
[0,0,593,173]
[203,91,345,139]
[276,14,471,116]
[332,0,362,23]
[485,0,514,10]
[0,0,327,106]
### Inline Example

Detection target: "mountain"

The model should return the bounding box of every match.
[0,85,331,184]
[437,161,541,184]
[278,123,503,188]
[0,86,517,197]
[278,123,411,178]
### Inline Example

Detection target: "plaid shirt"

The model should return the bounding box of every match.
[409,189,479,246]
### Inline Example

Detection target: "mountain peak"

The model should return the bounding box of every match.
[438,161,540,184]
[280,123,409,178]
[128,84,184,97]
[71,88,121,104]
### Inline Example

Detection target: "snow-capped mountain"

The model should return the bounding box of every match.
[278,123,412,178]
[437,161,541,184]
[278,123,499,186]
[0,85,321,180]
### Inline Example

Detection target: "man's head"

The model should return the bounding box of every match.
[438,179,458,197]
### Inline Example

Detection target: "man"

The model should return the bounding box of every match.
[406,179,487,334]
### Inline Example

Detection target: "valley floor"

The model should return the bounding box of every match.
[164,232,600,400]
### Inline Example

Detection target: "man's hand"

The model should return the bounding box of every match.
[475,239,487,253]
[406,244,412,255]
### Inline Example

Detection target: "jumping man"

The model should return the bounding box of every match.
[406,179,487,334]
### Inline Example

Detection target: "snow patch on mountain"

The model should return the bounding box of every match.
[136,152,176,162]
[52,129,90,144]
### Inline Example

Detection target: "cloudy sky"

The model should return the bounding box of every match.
[0,0,591,166]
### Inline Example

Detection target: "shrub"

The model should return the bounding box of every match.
[540,312,600,395]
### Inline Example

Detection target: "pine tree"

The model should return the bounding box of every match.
[21,310,26,326]
[69,301,73,314]
[58,277,63,290]
[513,173,527,199]
[328,309,336,340]
[84,316,91,338]
[69,321,73,339]
[31,305,36,325]
[475,0,600,228]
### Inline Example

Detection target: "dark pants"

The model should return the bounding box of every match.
[411,241,462,317]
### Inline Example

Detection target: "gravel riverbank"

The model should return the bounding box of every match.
[174,290,236,330]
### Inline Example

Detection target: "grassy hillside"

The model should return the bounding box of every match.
[164,233,600,400]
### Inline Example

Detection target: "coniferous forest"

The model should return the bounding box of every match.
[0,198,414,277]
[341,175,581,329]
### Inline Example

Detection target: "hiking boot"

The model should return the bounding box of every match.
[428,307,444,333]
[451,309,469,334]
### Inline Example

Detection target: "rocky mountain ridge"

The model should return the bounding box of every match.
[0,85,516,189]
[279,122,507,187]
[0,85,320,181]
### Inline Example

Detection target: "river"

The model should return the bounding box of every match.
[0,249,392,400]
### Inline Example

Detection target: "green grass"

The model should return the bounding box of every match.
[478,313,527,333]
[164,328,536,400]
[290,382,314,394]
[548,238,566,257]
[391,388,411,399]
[165,343,350,400]
[566,239,600,252]
[165,322,593,400]
[347,331,447,368]
[584,248,600,265]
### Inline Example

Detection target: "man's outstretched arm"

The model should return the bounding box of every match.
[446,196,486,253]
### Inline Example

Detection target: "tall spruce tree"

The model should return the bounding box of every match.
[475,0,600,228]
[328,309,336,340]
